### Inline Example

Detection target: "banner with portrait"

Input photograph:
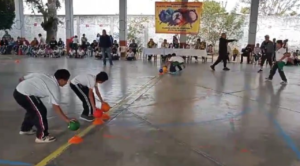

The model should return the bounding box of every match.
[155,2,202,34]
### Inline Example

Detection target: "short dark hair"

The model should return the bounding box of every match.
[167,54,172,58]
[171,53,176,56]
[54,69,70,80]
[96,72,108,82]
[276,40,283,46]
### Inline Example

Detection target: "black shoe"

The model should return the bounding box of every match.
[80,115,94,122]
[210,65,215,71]
[257,69,262,73]
[223,67,230,71]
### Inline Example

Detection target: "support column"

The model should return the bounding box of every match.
[14,0,25,37]
[65,0,74,39]
[179,0,188,48]
[119,0,127,47]
[248,0,259,47]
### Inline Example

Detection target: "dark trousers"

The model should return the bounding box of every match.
[261,52,273,67]
[126,57,134,61]
[240,54,250,64]
[170,62,182,72]
[268,61,287,81]
[70,83,93,116]
[233,54,237,61]
[13,89,48,139]
[212,54,227,68]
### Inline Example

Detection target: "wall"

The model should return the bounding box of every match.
[1,14,299,50]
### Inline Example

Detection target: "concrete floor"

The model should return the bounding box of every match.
[1,56,300,166]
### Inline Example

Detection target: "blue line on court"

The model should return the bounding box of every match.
[270,114,300,160]
[0,160,32,166]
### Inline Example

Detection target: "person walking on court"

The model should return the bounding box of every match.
[210,33,237,71]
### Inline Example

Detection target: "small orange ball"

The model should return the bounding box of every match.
[101,102,110,112]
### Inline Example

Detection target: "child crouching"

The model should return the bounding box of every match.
[164,53,185,74]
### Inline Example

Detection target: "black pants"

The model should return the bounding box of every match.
[127,57,134,61]
[13,89,48,138]
[212,54,227,68]
[268,61,287,82]
[70,83,93,116]
[161,55,167,62]
[233,54,237,61]
[261,53,273,67]
[240,54,250,64]
[170,62,182,72]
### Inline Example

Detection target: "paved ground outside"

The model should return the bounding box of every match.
[1,56,300,166]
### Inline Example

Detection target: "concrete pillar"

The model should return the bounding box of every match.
[14,0,25,37]
[179,0,188,48]
[119,0,127,47]
[248,0,259,46]
[65,0,74,39]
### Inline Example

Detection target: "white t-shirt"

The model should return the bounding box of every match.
[72,38,79,44]
[276,47,288,63]
[127,52,134,57]
[39,37,45,45]
[169,56,184,63]
[69,50,75,55]
[78,50,84,55]
[71,74,96,89]
[16,74,61,105]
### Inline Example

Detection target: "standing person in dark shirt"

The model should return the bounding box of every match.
[210,33,237,71]
[49,37,58,49]
[129,40,138,55]
[99,29,113,66]
[258,35,274,73]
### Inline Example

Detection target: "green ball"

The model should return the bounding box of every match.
[68,121,80,131]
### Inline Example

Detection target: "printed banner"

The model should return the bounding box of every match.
[155,2,202,34]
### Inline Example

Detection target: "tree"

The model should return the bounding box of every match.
[241,0,300,16]
[0,0,15,30]
[127,17,149,52]
[25,0,61,42]
[187,0,245,46]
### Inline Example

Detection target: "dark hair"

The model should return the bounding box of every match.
[276,40,283,46]
[167,54,172,58]
[54,69,70,80]
[171,53,176,56]
[38,34,41,36]
[96,72,108,82]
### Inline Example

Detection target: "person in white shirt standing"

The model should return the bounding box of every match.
[266,40,290,84]
[14,69,76,143]
[70,72,108,122]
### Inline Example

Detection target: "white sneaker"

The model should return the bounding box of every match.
[19,129,36,135]
[280,81,287,85]
[35,136,56,143]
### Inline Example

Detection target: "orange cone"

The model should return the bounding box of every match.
[68,135,83,144]
[102,113,110,120]
[93,118,104,125]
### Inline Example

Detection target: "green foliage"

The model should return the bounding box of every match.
[187,0,245,46]
[0,0,15,30]
[127,17,149,52]
[241,0,300,16]
[240,7,250,14]
[25,0,61,41]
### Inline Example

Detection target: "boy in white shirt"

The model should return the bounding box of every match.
[266,40,290,84]
[77,47,85,58]
[70,72,109,122]
[37,45,45,57]
[164,53,185,74]
[126,48,135,61]
[14,69,76,143]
